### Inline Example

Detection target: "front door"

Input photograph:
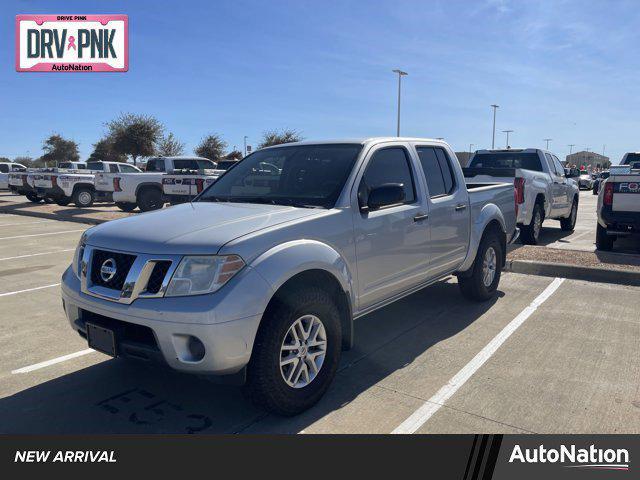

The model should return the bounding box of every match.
[353,145,430,309]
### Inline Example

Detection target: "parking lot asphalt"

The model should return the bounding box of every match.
[520,189,638,254]
[0,211,638,434]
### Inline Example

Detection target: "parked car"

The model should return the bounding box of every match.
[464,148,579,244]
[593,171,610,195]
[577,171,594,190]
[110,156,216,211]
[62,138,518,415]
[596,164,640,251]
[36,161,141,207]
[162,169,220,204]
[8,170,48,202]
[0,162,27,190]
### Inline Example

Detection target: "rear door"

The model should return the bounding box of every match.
[415,145,470,277]
[352,144,431,309]
[545,153,566,216]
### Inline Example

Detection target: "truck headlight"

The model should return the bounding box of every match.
[72,233,87,279]
[165,255,245,297]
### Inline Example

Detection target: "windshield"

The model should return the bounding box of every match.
[216,160,237,170]
[197,144,362,208]
[469,152,543,171]
[86,162,104,171]
[623,153,640,165]
[197,160,215,169]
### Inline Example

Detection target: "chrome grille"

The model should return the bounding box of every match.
[90,250,137,290]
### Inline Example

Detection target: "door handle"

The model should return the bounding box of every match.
[454,204,467,211]
[413,213,429,222]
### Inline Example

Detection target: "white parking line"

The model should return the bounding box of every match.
[0,283,61,297]
[391,277,566,434]
[0,249,75,261]
[11,349,95,374]
[0,229,84,241]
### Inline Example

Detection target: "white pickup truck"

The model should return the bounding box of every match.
[0,162,27,190]
[36,161,141,207]
[110,156,216,211]
[596,156,640,251]
[464,149,580,244]
[162,160,237,204]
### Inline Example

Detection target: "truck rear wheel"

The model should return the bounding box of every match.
[137,188,163,212]
[596,224,614,251]
[55,198,71,206]
[458,230,503,302]
[116,202,137,212]
[560,198,578,231]
[73,188,95,207]
[520,203,543,244]
[244,287,342,416]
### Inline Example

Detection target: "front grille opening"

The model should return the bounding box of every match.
[80,310,158,350]
[146,261,172,294]
[90,250,137,291]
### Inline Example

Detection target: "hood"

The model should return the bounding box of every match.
[84,202,322,254]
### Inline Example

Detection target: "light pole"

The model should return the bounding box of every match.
[469,143,474,156]
[502,130,513,148]
[568,144,575,155]
[243,136,248,157]
[392,69,408,136]
[544,138,552,149]
[490,104,499,149]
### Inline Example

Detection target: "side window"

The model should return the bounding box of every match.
[552,157,565,177]
[0,164,9,173]
[109,164,119,173]
[544,153,557,174]
[174,159,199,170]
[146,159,157,172]
[416,147,445,197]
[360,148,416,205]
[435,148,456,194]
[120,164,138,173]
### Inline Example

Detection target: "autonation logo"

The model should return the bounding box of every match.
[509,444,630,471]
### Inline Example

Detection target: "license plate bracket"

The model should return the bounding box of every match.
[86,323,117,357]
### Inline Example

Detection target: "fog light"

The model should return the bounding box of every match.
[172,334,206,362]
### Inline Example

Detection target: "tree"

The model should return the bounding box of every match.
[258,129,303,149]
[106,113,164,165]
[157,132,185,157]
[225,150,243,160]
[41,134,80,165]
[0,157,10,163]
[88,137,127,163]
[194,134,227,161]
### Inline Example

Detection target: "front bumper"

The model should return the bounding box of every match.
[61,265,270,375]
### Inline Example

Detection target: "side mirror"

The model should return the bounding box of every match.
[364,183,405,211]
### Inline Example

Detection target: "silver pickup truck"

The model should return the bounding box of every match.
[61,138,518,415]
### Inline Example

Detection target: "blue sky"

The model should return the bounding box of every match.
[2,0,640,163]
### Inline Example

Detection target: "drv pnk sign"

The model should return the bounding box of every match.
[16,15,128,72]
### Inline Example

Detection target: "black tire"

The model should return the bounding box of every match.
[26,193,41,203]
[520,203,544,245]
[43,196,55,204]
[592,184,599,195]
[560,197,578,231]
[244,287,342,416]
[596,223,614,251]
[55,197,71,206]
[457,230,503,302]
[137,188,164,212]
[72,187,95,207]
[116,202,137,212]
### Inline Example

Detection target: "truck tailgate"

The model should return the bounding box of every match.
[610,176,640,212]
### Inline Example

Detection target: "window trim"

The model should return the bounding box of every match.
[359,145,418,209]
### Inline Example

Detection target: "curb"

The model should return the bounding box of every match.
[505,259,640,287]
[0,209,108,226]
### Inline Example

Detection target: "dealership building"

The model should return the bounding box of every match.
[565,151,610,170]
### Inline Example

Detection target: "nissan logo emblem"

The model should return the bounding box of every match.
[100,258,117,283]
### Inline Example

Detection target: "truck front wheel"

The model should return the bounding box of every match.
[26,193,41,203]
[458,231,503,302]
[73,188,95,207]
[596,224,614,251]
[244,287,342,416]
[560,198,578,231]
[137,189,163,212]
